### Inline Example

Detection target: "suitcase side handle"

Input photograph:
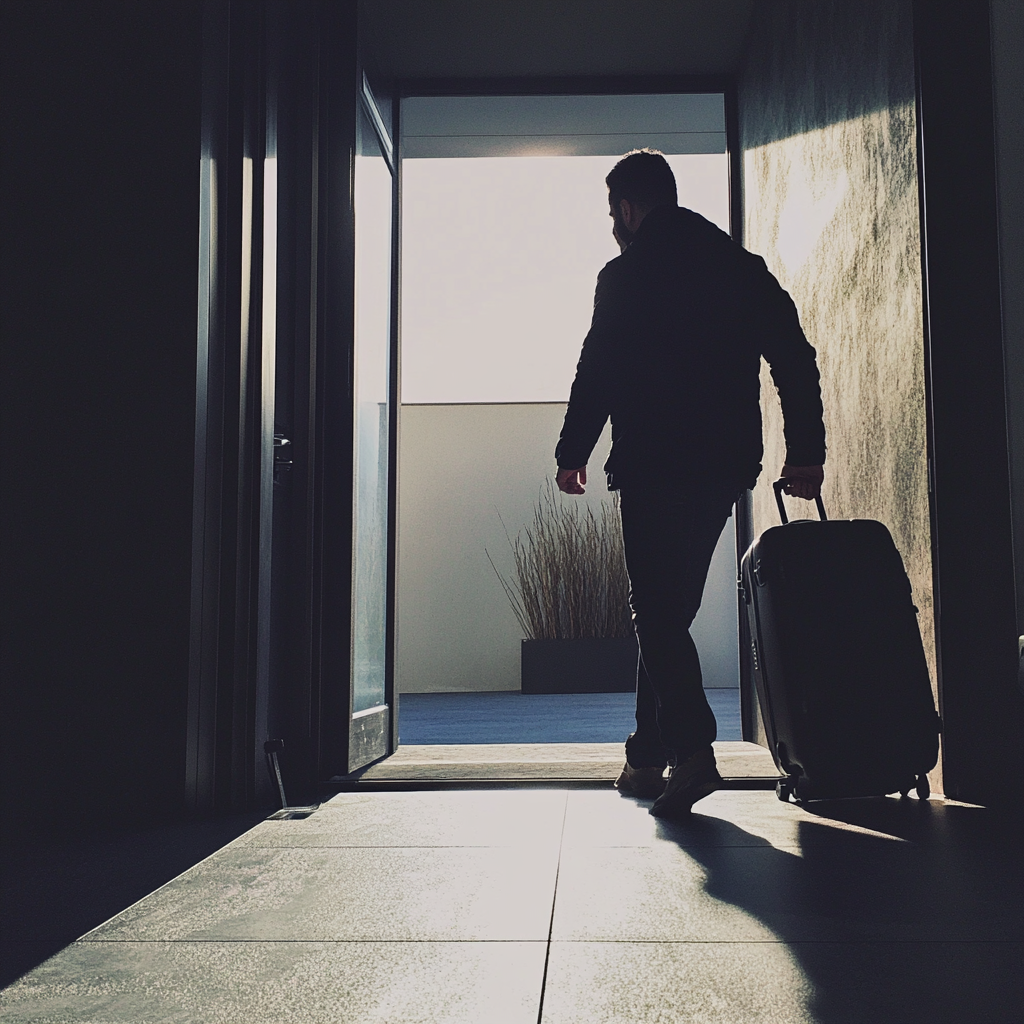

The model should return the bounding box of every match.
[773,478,827,524]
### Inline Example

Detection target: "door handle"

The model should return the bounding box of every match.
[273,433,293,470]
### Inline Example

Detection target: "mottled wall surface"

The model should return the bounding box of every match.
[740,2,938,766]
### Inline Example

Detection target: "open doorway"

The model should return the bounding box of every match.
[391,92,744,769]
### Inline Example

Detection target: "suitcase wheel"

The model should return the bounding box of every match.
[792,777,813,804]
[776,779,794,803]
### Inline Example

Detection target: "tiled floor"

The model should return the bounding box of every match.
[3,789,1023,1023]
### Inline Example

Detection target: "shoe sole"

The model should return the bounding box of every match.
[615,782,667,800]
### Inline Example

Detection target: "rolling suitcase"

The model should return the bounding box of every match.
[740,480,941,803]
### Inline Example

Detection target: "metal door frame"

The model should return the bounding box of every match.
[344,73,399,773]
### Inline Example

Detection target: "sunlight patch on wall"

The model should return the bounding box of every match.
[743,103,935,742]
[775,160,849,276]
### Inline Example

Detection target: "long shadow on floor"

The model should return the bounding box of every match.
[0,812,266,988]
[666,800,1024,1023]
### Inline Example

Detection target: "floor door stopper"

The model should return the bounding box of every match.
[264,739,318,820]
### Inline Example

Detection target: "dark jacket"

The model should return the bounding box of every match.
[555,205,826,490]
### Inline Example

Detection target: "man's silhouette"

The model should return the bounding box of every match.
[555,150,826,818]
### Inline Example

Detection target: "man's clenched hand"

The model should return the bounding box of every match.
[780,464,824,500]
[556,466,587,495]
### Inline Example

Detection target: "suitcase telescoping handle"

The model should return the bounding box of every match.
[773,478,827,525]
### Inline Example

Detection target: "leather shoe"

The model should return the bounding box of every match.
[650,747,721,818]
[614,762,667,799]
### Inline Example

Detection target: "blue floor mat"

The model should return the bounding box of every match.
[397,689,742,744]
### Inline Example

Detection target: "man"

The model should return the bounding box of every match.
[555,150,826,819]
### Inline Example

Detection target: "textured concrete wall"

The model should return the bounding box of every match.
[740,2,939,774]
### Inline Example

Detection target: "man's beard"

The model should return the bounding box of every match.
[611,207,635,252]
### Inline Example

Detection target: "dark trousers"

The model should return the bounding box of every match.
[619,482,740,769]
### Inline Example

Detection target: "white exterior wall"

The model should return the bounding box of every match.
[396,403,739,693]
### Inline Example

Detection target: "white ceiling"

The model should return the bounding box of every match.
[358,0,757,80]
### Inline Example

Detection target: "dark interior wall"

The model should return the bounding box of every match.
[912,2,1021,805]
[990,0,1024,652]
[1,0,202,829]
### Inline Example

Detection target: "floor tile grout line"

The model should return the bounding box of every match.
[67,938,1024,945]
[72,938,556,945]
[237,842,848,850]
[236,843,568,849]
[536,792,570,1024]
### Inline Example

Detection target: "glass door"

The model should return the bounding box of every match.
[347,77,395,770]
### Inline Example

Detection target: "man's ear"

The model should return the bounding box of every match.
[620,198,644,232]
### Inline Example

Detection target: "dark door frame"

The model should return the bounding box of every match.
[341,73,399,774]
[188,0,271,814]
[187,0,370,812]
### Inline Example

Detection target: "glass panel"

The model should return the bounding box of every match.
[352,105,392,713]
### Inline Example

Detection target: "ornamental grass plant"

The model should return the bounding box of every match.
[487,481,632,640]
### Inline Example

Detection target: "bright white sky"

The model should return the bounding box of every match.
[400,153,729,404]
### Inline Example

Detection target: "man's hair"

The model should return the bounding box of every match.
[606,149,678,211]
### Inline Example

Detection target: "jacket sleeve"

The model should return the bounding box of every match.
[750,255,827,467]
[554,263,623,470]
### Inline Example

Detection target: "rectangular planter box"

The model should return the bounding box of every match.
[521,637,638,694]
